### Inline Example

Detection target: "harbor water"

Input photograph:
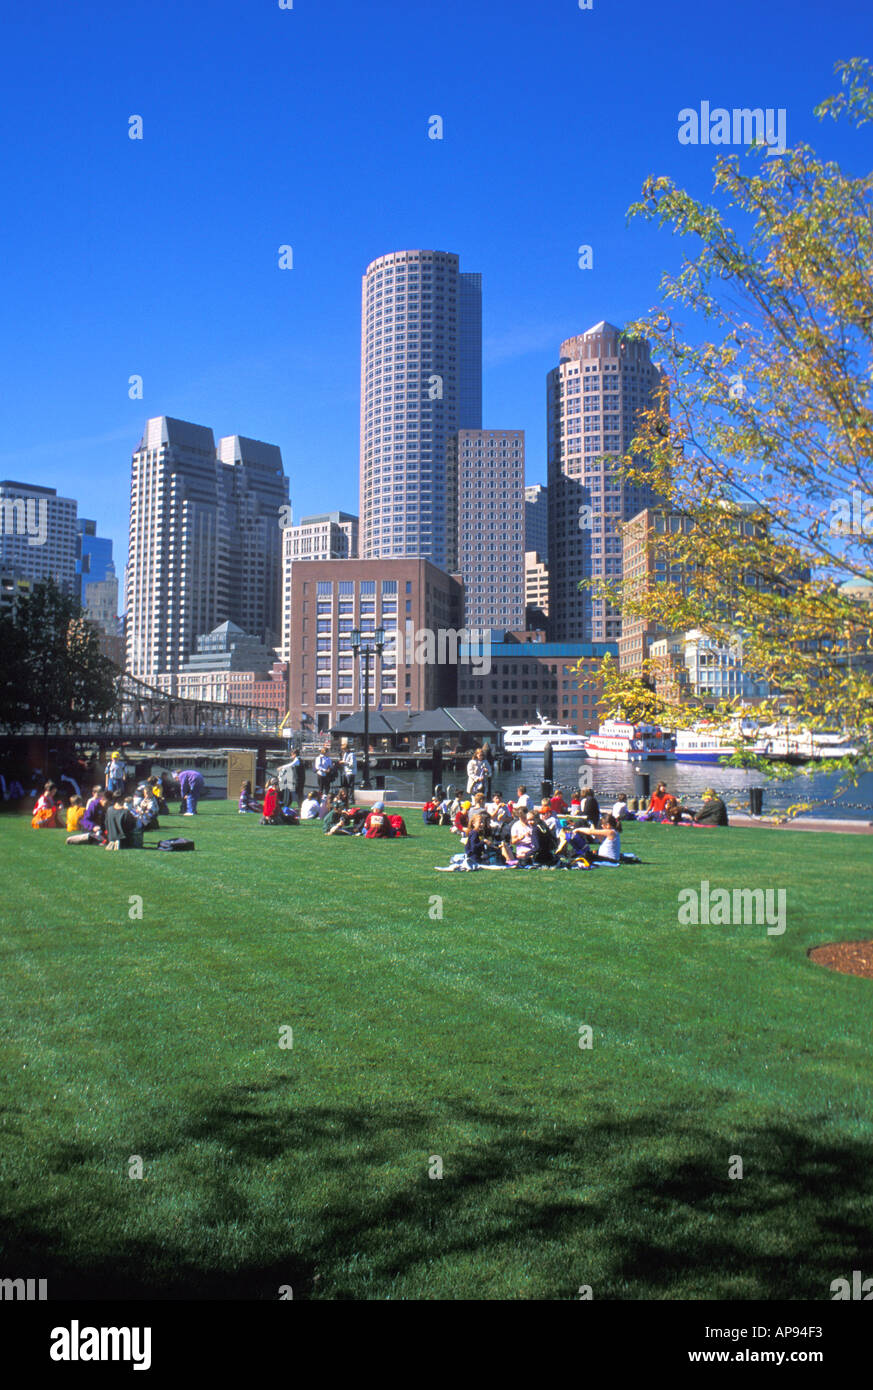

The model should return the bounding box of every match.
[378,753,873,822]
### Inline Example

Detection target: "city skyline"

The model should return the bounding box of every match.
[4,0,866,574]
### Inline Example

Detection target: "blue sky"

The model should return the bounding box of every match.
[1,0,870,590]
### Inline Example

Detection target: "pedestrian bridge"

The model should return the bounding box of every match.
[25,673,285,748]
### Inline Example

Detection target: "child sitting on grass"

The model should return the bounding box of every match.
[238,780,260,813]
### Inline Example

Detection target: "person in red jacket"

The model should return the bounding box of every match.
[639,782,671,820]
[363,802,393,837]
[262,782,280,824]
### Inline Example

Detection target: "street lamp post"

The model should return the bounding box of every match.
[350,627,385,790]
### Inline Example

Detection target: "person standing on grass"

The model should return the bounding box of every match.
[177,768,205,815]
[276,759,295,805]
[466,747,486,796]
[290,749,305,805]
[340,741,357,800]
[480,743,494,801]
[104,753,125,797]
[315,747,333,797]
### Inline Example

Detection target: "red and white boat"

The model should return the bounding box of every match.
[584,719,674,762]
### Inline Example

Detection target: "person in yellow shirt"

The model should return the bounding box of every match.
[65,796,85,833]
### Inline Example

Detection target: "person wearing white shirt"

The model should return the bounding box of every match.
[466,748,485,795]
[586,815,621,864]
[513,785,532,813]
[314,750,333,796]
[487,793,511,825]
[340,744,357,798]
[300,794,321,819]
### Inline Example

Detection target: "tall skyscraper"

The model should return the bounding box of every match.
[452,429,525,631]
[359,249,482,566]
[524,551,549,624]
[75,519,114,604]
[0,480,78,593]
[75,518,119,655]
[524,484,549,562]
[216,434,288,647]
[547,322,663,642]
[126,417,288,679]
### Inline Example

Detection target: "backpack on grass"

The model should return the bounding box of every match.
[157,837,195,851]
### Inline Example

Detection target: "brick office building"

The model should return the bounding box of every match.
[458,631,617,735]
[284,558,464,734]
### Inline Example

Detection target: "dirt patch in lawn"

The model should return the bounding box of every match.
[809,940,873,979]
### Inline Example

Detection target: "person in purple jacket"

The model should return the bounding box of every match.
[176,769,206,815]
[82,787,108,834]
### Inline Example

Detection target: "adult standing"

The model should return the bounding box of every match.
[104,752,125,796]
[466,747,485,797]
[177,768,206,815]
[340,741,357,800]
[276,757,295,804]
[315,747,334,798]
[293,750,305,804]
[480,742,494,801]
[278,748,307,805]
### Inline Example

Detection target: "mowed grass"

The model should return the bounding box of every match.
[2,803,872,1301]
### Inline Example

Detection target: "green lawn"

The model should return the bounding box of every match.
[2,803,872,1300]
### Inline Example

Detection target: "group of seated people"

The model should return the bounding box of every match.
[636,782,729,826]
[423,784,624,831]
[324,798,407,838]
[54,781,163,848]
[247,780,408,838]
[436,796,635,872]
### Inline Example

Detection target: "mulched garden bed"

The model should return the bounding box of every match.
[809,939,873,979]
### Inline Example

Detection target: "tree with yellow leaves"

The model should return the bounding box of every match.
[589,59,873,799]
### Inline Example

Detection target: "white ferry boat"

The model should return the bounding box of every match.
[584,719,674,762]
[752,727,861,761]
[502,714,588,754]
[673,720,757,764]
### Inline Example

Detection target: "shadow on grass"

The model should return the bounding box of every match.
[1,1078,871,1299]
